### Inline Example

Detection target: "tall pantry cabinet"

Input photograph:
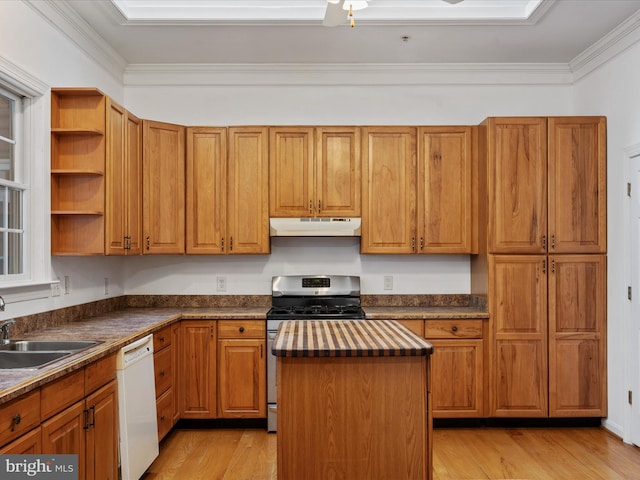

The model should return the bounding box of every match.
[473,116,607,417]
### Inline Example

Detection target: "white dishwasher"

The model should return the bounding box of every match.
[116,334,159,480]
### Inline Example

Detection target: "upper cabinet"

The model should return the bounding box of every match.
[361,127,417,254]
[418,126,474,254]
[51,88,106,255]
[485,116,606,254]
[361,126,475,254]
[269,127,360,217]
[186,127,269,254]
[106,100,142,255]
[143,120,185,254]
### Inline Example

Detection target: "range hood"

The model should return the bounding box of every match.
[269,217,361,237]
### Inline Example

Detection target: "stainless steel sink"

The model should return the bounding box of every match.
[0,351,72,369]
[0,340,101,369]
[0,340,100,352]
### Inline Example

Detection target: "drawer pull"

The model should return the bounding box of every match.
[451,326,458,332]
[239,326,245,333]
[159,336,165,343]
[11,414,21,429]
[159,370,165,377]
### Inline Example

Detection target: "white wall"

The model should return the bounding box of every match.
[572,40,640,440]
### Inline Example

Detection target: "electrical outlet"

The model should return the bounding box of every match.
[51,282,61,297]
[383,276,393,290]
[64,275,70,295]
[216,276,227,292]
[104,277,109,295]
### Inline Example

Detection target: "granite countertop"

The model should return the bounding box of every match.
[0,307,267,405]
[364,306,488,319]
[272,319,434,358]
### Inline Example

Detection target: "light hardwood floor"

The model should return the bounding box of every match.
[145,426,640,480]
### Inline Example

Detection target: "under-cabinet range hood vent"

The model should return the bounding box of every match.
[269,217,361,237]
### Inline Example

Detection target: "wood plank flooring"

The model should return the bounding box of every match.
[145,426,640,480]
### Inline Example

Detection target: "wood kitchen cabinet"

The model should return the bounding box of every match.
[0,390,41,450]
[0,427,42,454]
[143,119,185,254]
[41,354,118,480]
[548,254,607,416]
[418,126,474,253]
[154,325,176,440]
[181,320,217,419]
[106,99,142,255]
[51,88,106,255]
[361,127,417,253]
[217,320,266,418]
[426,319,485,418]
[269,126,360,217]
[362,126,474,254]
[484,116,606,254]
[186,127,269,254]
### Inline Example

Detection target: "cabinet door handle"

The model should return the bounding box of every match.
[542,235,547,250]
[230,237,233,252]
[260,344,263,358]
[159,370,165,377]
[411,237,416,252]
[551,259,556,274]
[420,237,424,250]
[89,405,95,428]
[551,234,556,250]
[542,258,547,274]
[83,409,90,430]
[146,236,150,251]
[309,200,313,215]
[221,237,224,252]
[318,200,322,213]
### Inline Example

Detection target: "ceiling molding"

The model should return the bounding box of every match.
[24,0,128,82]
[124,62,573,86]
[570,9,640,81]
[0,55,49,97]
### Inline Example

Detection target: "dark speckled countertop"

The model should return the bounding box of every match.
[0,296,488,406]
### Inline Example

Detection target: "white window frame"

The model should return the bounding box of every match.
[0,57,51,299]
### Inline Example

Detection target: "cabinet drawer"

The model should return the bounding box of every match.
[41,369,85,420]
[425,319,483,339]
[156,388,173,441]
[85,353,116,394]
[396,319,424,337]
[218,320,265,339]
[154,347,172,397]
[0,390,41,448]
[154,325,172,352]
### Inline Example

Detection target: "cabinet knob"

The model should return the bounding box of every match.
[159,370,165,377]
[451,325,458,332]
[159,336,165,343]
[239,326,245,333]
[11,414,21,427]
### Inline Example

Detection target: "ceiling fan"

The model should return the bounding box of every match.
[323,0,464,27]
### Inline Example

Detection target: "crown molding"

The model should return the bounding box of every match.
[124,62,573,86]
[570,9,640,81]
[24,0,128,83]
[0,55,49,97]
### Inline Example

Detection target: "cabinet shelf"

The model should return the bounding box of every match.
[51,128,104,136]
[51,169,104,176]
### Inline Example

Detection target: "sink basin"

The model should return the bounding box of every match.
[0,351,71,369]
[0,340,100,352]
[0,340,101,369]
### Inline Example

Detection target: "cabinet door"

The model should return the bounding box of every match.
[85,381,118,480]
[429,339,483,418]
[361,127,417,254]
[143,120,185,254]
[125,111,143,255]
[548,117,607,253]
[181,320,217,419]
[489,255,548,417]
[488,118,547,253]
[315,127,361,217]
[269,127,314,216]
[186,127,227,254]
[218,339,266,418]
[228,127,270,254]
[105,99,127,255]
[0,427,41,454]
[549,254,607,416]
[418,126,473,253]
[41,401,86,480]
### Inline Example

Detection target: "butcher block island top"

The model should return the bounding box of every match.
[272,319,433,357]
[275,319,433,480]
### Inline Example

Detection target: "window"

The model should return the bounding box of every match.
[0,87,26,281]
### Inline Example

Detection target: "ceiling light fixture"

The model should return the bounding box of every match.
[324,0,369,28]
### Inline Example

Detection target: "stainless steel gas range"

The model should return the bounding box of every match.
[265,275,365,432]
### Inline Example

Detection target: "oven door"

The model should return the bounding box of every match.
[267,329,277,432]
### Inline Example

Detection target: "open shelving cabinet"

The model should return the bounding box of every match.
[51,88,106,255]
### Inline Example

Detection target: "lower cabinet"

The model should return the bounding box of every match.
[217,320,266,418]
[181,320,217,418]
[0,426,42,454]
[425,319,485,418]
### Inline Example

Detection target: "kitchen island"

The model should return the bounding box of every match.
[273,319,434,480]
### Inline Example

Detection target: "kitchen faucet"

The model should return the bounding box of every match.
[0,295,4,311]
[0,319,15,345]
